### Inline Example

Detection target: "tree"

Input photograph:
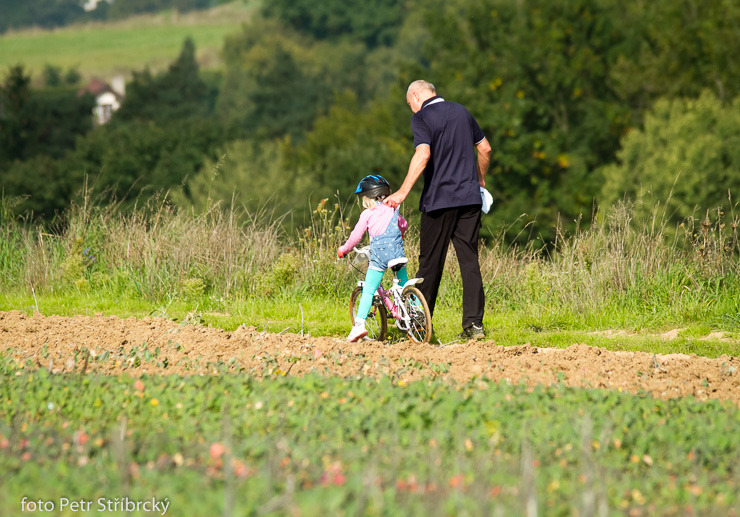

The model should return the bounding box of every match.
[42,65,62,87]
[407,0,740,244]
[282,91,409,201]
[413,0,633,242]
[115,37,214,123]
[180,92,411,230]
[247,45,321,139]
[610,0,740,113]
[218,19,333,140]
[0,65,33,166]
[64,67,82,86]
[106,0,167,20]
[30,87,95,159]
[172,138,293,216]
[217,16,400,142]
[0,65,93,168]
[2,155,67,218]
[263,0,407,48]
[1,39,220,219]
[0,0,85,33]
[599,91,740,223]
[61,118,223,210]
[106,0,213,21]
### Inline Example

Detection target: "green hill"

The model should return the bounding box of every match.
[0,1,257,84]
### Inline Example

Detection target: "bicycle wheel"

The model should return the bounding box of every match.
[400,285,432,343]
[349,286,388,341]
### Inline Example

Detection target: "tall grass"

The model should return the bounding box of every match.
[1,191,286,302]
[2,193,739,330]
[474,198,740,329]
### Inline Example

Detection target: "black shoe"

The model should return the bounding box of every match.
[460,323,485,340]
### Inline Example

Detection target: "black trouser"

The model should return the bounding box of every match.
[416,204,485,329]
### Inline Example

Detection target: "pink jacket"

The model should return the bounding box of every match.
[339,204,407,256]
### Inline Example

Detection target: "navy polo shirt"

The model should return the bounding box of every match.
[411,95,486,212]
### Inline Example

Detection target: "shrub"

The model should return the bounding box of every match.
[600,91,740,225]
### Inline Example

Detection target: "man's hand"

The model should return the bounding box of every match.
[383,191,406,209]
[385,145,429,209]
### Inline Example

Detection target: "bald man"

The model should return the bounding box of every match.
[384,80,491,340]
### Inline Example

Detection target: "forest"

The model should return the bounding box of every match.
[0,0,235,33]
[2,0,740,244]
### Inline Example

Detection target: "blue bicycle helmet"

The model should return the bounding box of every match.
[355,175,391,199]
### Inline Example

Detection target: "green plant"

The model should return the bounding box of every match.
[182,277,206,300]
[1,371,738,516]
[60,236,97,290]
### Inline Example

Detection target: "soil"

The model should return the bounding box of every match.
[2,311,739,406]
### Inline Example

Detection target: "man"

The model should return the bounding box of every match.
[384,80,491,340]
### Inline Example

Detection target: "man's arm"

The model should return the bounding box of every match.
[476,138,492,188]
[383,144,430,209]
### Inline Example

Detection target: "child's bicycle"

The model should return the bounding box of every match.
[348,246,433,343]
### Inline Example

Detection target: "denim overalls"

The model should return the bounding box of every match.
[369,207,405,271]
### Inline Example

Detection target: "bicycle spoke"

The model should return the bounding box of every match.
[400,286,432,343]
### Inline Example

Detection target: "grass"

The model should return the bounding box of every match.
[2,191,740,354]
[3,290,740,358]
[0,1,258,82]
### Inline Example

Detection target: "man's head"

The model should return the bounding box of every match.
[406,80,436,113]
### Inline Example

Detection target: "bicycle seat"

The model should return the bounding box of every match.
[388,257,408,272]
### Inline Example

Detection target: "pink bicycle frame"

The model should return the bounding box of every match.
[376,285,400,319]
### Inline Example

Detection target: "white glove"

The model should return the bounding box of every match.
[480,187,493,214]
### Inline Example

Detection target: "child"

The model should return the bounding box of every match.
[338,175,408,342]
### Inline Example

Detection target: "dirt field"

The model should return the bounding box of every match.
[2,311,739,405]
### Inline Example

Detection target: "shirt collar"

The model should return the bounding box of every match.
[421,95,445,109]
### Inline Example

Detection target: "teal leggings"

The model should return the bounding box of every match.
[355,266,409,323]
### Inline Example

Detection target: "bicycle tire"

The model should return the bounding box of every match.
[400,285,432,343]
[349,286,388,341]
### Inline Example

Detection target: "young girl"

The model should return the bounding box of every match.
[338,175,408,342]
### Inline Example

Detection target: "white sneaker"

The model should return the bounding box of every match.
[346,323,368,342]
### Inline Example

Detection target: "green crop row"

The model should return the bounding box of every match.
[1,365,738,516]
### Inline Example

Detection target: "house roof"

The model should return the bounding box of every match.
[77,78,122,100]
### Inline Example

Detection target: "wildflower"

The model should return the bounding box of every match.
[210,442,225,461]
